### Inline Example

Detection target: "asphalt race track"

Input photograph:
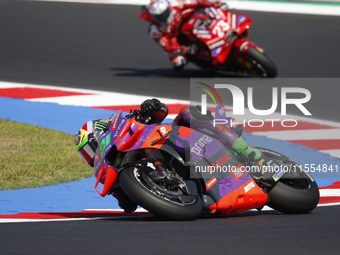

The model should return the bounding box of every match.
[1,1,340,121]
[0,1,340,254]
[1,206,340,255]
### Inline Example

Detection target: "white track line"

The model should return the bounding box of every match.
[2,200,338,223]
[252,129,340,141]
[320,149,340,158]
[28,94,189,107]
[320,189,340,197]
[32,0,340,16]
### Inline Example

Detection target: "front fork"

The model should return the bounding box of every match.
[138,149,196,196]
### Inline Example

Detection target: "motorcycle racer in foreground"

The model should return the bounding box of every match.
[140,0,228,71]
[75,98,270,212]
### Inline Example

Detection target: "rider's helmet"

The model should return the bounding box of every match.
[148,0,172,24]
[75,121,97,167]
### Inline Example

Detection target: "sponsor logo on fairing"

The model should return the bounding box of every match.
[209,7,220,20]
[232,14,236,29]
[191,135,213,156]
[208,40,225,50]
[206,177,218,190]
[210,152,232,169]
[111,112,121,131]
[193,29,211,34]
[207,37,222,45]
[217,8,226,20]
[244,181,256,193]
[113,119,126,138]
[212,46,222,56]
[197,33,212,39]
[237,15,246,26]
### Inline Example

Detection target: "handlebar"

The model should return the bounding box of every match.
[126,108,152,124]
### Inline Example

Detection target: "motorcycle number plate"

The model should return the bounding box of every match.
[211,20,230,38]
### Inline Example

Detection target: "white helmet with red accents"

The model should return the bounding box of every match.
[148,0,172,24]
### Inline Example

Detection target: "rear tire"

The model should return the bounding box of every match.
[243,46,277,78]
[267,174,319,214]
[119,167,203,220]
[259,148,320,214]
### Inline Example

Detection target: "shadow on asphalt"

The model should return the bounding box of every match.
[110,67,250,78]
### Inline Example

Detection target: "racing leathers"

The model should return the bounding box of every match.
[145,0,227,70]
[139,98,264,163]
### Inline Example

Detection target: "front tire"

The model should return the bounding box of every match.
[243,46,277,78]
[119,167,203,220]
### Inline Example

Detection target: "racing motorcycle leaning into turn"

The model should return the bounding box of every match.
[138,1,277,77]
[76,105,319,220]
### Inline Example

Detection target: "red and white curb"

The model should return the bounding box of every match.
[1,180,340,223]
[319,181,340,206]
[1,81,340,159]
[1,81,340,222]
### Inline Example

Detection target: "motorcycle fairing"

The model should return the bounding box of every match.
[210,178,268,214]
[93,114,175,196]
[93,114,269,213]
[187,130,268,214]
[179,7,255,64]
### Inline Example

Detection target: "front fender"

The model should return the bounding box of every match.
[233,38,258,54]
[95,162,118,197]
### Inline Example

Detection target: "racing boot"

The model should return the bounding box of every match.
[232,136,268,164]
[232,137,281,184]
[232,136,276,167]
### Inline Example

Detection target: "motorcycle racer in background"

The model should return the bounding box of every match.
[142,0,228,71]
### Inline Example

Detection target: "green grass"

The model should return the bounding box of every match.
[0,119,93,190]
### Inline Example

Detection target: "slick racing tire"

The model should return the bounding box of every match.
[243,46,277,78]
[259,148,320,214]
[119,167,203,220]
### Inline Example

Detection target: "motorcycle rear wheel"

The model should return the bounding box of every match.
[119,166,203,220]
[260,148,320,214]
[242,46,277,78]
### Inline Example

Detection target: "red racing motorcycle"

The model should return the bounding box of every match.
[138,5,277,77]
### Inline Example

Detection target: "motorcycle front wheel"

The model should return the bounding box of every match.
[242,46,277,78]
[119,166,203,220]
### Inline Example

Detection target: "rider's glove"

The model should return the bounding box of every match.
[140,99,169,124]
[141,98,161,113]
